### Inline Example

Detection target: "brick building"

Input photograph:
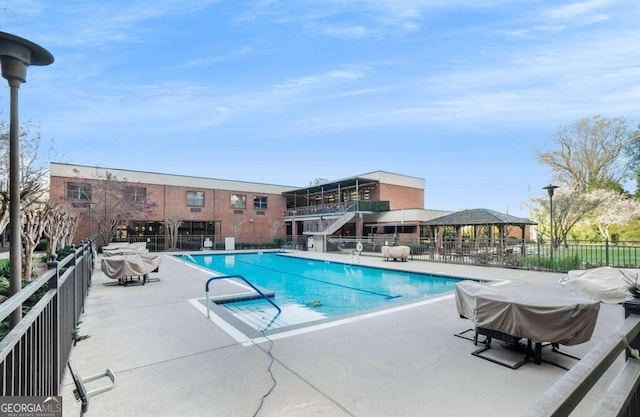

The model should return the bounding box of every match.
[49,163,435,250]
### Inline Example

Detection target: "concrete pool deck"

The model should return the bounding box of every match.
[61,250,626,417]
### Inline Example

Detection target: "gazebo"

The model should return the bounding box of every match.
[421,208,537,256]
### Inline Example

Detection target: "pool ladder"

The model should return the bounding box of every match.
[205,275,282,320]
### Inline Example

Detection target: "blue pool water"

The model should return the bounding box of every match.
[185,252,469,330]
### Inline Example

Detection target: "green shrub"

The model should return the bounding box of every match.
[35,239,47,252]
[473,252,493,265]
[503,254,523,268]
[0,259,9,279]
[536,253,581,272]
[56,246,73,260]
[0,277,9,297]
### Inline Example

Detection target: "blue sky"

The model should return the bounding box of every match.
[1,0,639,217]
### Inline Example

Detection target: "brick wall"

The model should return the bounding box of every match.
[377,183,424,210]
[50,175,287,244]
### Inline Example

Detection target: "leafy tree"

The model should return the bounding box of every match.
[529,187,607,246]
[536,115,637,192]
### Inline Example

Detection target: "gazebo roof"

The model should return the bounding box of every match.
[421,208,537,227]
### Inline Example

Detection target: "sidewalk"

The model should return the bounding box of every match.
[61,251,625,417]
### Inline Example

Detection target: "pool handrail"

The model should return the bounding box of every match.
[205,275,282,319]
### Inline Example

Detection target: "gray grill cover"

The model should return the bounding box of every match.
[455,281,600,346]
[101,254,162,280]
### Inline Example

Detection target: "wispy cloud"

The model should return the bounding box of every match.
[317,24,370,38]
[544,0,613,22]
[7,0,222,47]
[273,67,369,89]
[236,0,442,38]
[183,46,261,68]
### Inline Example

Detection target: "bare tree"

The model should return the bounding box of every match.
[536,115,637,192]
[43,200,78,257]
[268,220,282,242]
[63,210,79,247]
[0,121,52,236]
[231,219,245,242]
[69,169,157,245]
[164,214,183,249]
[21,204,50,280]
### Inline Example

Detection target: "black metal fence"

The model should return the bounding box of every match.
[112,234,290,252]
[0,238,95,396]
[326,236,640,272]
[109,233,640,271]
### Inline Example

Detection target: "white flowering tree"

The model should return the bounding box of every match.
[529,187,607,246]
[590,190,640,241]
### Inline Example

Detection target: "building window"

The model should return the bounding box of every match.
[253,196,268,210]
[125,186,146,203]
[187,191,205,207]
[230,194,246,209]
[66,182,92,200]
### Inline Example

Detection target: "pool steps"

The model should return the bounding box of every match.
[210,291,275,304]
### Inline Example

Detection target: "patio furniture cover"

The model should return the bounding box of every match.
[102,247,149,257]
[559,266,639,304]
[101,254,161,280]
[455,281,600,346]
[381,245,410,260]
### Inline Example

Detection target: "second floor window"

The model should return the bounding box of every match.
[187,191,205,207]
[125,186,146,203]
[66,182,92,200]
[253,196,267,210]
[230,194,246,209]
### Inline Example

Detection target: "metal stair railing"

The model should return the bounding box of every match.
[279,241,295,251]
[322,211,356,235]
[205,275,282,319]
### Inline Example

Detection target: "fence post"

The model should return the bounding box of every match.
[605,238,610,266]
[47,253,60,394]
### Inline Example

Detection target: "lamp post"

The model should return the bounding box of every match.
[543,184,559,269]
[0,32,53,328]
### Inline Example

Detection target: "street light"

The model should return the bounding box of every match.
[0,31,53,328]
[543,184,559,269]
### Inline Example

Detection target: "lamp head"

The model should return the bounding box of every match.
[0,31,53,83]
[543,184,559,198]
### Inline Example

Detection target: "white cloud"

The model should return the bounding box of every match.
[273,67,369,89]
[319,24,370,38]
[544,0,613,21]
[183,46,259,68]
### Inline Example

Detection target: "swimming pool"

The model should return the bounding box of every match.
[185,252,472,333]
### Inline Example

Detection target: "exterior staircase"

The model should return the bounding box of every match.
[303,211,356,236]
